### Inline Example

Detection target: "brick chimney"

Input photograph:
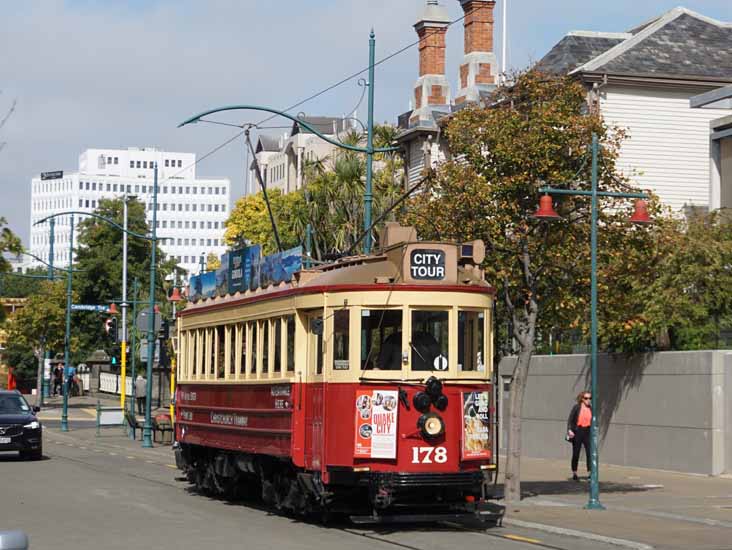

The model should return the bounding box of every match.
[455,0,497,105]
[410,0,451,127]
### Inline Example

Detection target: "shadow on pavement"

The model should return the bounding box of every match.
[489,479,661,499]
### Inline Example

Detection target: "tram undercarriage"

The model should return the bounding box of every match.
[174,443,501,523]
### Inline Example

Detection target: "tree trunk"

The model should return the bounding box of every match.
[503,344,533,504]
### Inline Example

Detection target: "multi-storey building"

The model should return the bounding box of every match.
[29,147,230,274]
[248,116,356,196]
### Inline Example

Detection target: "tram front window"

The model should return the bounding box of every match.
[458,310,485,372]
[411,310,449,371]
[361,309,402,370]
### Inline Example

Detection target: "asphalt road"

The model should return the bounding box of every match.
[1,424,625,550]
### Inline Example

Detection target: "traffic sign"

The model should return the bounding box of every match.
[136,308,162,333]
[71,304,110,312]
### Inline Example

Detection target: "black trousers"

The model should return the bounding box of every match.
[571,426,591,473]
[137,397,145,416]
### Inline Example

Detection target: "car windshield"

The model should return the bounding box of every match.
[0,395,31,414]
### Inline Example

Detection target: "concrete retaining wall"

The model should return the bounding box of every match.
[498,351,732,475]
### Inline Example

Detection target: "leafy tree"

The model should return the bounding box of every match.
[4,281,77,401]
[0,217,23,323]
[206,252,221,271]
[403,70,657,502]
[72,198,177,360]
[0,267,53,299]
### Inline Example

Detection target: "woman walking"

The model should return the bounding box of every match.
[567,391,592,481]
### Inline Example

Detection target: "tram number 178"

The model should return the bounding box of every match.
[411,446,448,464]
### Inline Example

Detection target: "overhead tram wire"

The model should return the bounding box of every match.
[167,5,488,212]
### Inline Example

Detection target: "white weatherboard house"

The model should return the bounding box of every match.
[538,7,732,213]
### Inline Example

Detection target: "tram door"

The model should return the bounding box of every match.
[304,312,325,470]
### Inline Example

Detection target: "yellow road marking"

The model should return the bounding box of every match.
[503,534,542,544]
[166,464,177,469]
[127,456,136,460]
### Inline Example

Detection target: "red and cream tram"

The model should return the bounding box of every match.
[173,223,497,521]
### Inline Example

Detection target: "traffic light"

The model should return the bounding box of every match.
[161,318,170,340]
[105,317,119,343]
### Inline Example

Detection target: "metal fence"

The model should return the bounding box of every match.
[98,372,133,396]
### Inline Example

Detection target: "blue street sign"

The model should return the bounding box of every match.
[71,304,110,312]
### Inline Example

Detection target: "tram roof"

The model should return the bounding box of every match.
[180,225,495,315]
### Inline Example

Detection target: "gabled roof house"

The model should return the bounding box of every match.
[538,7,732,212]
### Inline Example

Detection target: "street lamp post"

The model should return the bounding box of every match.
[534,133,651,510]
[142,164,159,448]
[61,214,75,432]
[42,218,56,401]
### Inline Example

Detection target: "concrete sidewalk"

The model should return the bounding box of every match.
[37,393,171,421]
[499,456,732,549]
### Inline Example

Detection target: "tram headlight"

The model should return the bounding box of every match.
[418,412,445,440]
[413,391,432,413]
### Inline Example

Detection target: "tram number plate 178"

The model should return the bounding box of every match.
[411,446,447,464]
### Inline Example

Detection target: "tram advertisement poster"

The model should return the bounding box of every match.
[216,253,229,296]
[189,271,217,301]
[354,390,398,459]
[227,245,262,294]
[461,391,491,460]
[260,246,303,288]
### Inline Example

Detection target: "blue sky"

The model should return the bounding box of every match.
[1,0,731,245]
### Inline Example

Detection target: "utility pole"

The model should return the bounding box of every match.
[128,277,139,438]
[364,29,376,254]
[142,164,159,448]
[120,195,129,411]
[41,218,56,402]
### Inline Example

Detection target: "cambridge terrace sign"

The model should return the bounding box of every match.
[409,249,446,280]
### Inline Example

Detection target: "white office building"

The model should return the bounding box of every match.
[29,147,230,274]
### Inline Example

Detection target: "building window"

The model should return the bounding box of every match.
[106,183,111,191]
[127,185,132,193]
[215,187,220,195]
[186,187,190,194]
[184,204,189,212]
[178,186,183,194]
[178,221,183,228]
[214,205,219,212]
[165,160,169,167]
[92,182,97,191]
[141,185,146,193]
[135,185,139,193]
[192,221,196,229]
[162,204,167,211]
[113,184,117,192]
[130,161,134,168]
[85,200,90,208]
[177,204,182,212]
[214,239,219,246]
[207,239,212,246]
[162,221,167,228]
[184,238,189,246]
[143,161,148,169]
[208,204,212,212]
[177,160,182,167]
[114,157,118,165]
[185,221,190,229]
[192,204,197,212]
[79,182,83,190]
[193,187,197,195]
[79,199,83,207]
[136,161,141,168]
[177,238,182,246]
[184,256,188,263]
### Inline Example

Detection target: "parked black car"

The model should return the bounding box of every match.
[0,390,42,460]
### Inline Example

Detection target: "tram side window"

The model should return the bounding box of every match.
[458,310,485,372]
[315,316,324,375]
[274,318,282,375]
[250,321,258,375]
[262,320,270,375]
[333,310,349,370]
[286,315,295,372]
[361,309,402,370]
[191,331,198,377]
[411,310,449,371]
[228,325,236,376]
[207,328,215,377]
[239,323,247,376]
[217,326,225,378]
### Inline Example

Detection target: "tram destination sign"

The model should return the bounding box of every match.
[409,249,445,280]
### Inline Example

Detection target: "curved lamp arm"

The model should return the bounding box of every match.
[178,105,400,154]
[34,211,152,241]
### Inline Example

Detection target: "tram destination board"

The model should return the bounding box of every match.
[409,249,445,280]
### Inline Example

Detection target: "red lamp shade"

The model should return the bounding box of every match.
[534,194,561,220]
[169,287,182,303]
[629,199,651,225]
[108,303,118,315]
